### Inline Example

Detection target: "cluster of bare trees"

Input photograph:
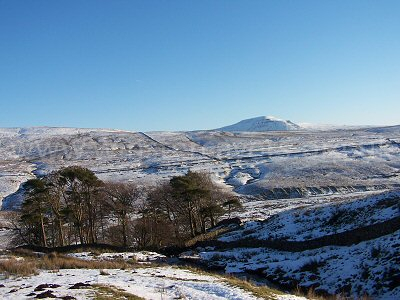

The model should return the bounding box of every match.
[17,167,241,249]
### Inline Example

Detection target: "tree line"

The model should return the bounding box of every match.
[15,166,241,249]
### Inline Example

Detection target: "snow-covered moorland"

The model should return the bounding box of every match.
[0,119,400,299]
[1,123,399,209]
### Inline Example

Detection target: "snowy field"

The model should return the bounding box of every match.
[0,258,306,300]
[1,267,258,300]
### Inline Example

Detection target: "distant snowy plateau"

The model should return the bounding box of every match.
[1,116,400,210]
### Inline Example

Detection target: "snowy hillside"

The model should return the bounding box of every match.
[195,190,400,299]
[1,124,400,209]
[217,116,301,132]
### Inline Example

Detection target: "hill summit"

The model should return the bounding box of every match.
[217,116,301,132]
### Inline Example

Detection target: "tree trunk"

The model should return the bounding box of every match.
[78,224,84,245]
[201,217,206,234]
[40,215,47,247]
[187,203,195,237]
[122,214,127,247]
[188,210,195,237]
[58,219,64,246]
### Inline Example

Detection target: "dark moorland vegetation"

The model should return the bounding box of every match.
[12,166,241,250]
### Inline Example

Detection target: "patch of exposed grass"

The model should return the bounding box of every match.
[222,274,284,300]
[37,252,135,270]
[173,264,214,276]
[294,285,327,300]
[0,258,38,277]
[93,284,145,300]
[1,250,139,278]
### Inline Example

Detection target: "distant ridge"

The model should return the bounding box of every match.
[217,116,301,132]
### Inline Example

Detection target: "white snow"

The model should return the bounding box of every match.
[0,265,306,300]
[218,116,301,132]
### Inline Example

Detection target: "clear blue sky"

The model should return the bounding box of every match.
[0,0,399,131]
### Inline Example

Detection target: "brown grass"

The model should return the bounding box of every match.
[93,284,145,300]
[0,250,138,278]
[222,274,283,300]
[293,284,363,300]
[0,258,38,277]
[37,252,134,270]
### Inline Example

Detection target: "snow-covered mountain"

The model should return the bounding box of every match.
[217,116,301,132]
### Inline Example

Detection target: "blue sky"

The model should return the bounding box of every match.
[0,0,399,131]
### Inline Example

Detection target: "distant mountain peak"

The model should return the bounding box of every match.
[217,116,301,132]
